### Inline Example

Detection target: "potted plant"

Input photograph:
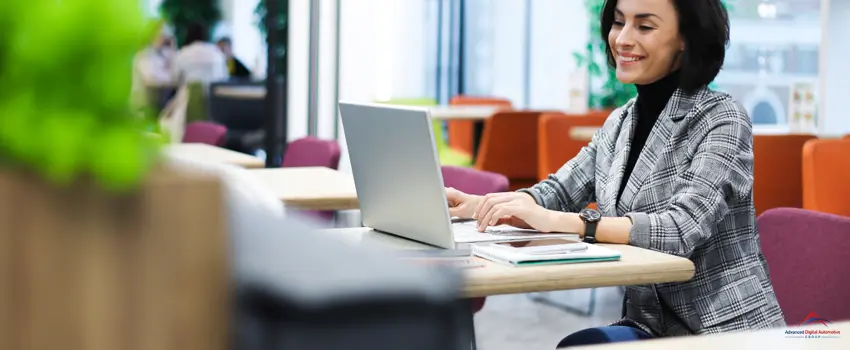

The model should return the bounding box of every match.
[0,1,228,348]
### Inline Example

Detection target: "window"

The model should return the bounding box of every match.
[714,0,821,126]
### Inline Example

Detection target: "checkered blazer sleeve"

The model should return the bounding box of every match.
[518,108,623,212]
[626,101,754,258]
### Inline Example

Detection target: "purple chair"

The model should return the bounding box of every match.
[182,121,227,146]
[441,166,509,314]
[282,136,342,169]
[758,208,850,324]
[441,166,510,195]
[282,137,342,224]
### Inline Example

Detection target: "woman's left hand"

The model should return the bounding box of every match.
[473,192,561,233]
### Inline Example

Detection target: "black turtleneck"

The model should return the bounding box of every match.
[617,71,679,203]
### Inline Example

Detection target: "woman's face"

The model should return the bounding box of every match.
[608,0,684,85]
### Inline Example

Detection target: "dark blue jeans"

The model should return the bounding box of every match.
[557,326,652,348]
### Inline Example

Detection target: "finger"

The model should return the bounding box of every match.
[448,205,467,217]
[479,205,514,232]
[474,193,513,221]
[494,215,513,226]
[478,203,513,232]
[489,206,516,226]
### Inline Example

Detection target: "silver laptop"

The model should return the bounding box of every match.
[338,102,575,249]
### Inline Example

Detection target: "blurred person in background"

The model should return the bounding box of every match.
[172,22,229,85]
[131,24,176,112]
[217,37,252,80]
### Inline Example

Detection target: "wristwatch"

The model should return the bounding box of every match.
[579,208,602,244]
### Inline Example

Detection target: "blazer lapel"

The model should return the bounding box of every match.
[616,88,696,214]
[601,102,636,216]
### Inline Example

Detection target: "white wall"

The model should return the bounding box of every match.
[528,0,589,110]
[336,0,431,173]
[488,2,528,107]
[820,0,850,136]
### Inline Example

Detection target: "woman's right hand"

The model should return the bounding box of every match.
[445,187,482,219]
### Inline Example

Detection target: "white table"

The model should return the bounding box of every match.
[248,167,358,210]
[321,227,695,298]
[165,143,265,169]
[428,106,502,120]
[213,86,265,99]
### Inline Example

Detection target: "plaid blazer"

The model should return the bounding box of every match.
[520,87,785,336]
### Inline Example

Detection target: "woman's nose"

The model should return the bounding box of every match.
[615,26,636,48]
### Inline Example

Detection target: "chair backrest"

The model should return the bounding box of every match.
[537,111,610,181]
[182,121,228,146]
[757,208,850,323]
[282,136,342,169]
[475,111,543,190]
[447,96,513,156]
[802,139,850,216]
[441,166,509,196]
[208,81,266,132]
[752,134,816,216]
[158,85,189,143]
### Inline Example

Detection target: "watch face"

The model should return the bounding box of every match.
[581,209,602,222]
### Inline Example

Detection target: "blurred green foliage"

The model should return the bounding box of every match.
[0,0,163,192]
[574,0,732,109]
[160,0,221,47]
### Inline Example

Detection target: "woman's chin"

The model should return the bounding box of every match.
[615,70,639,85]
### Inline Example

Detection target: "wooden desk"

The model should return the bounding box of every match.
[165,143,265,169]
[320,227,695,298]
[571,126,600,141]
[213,86,265,99]
[428,106,501,120]
[249,167,358,211]
[564,321,850,349]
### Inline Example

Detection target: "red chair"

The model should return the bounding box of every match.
[758,208,850,323]
[441,165,510,314]
[282,136,343,223]
[182,121,227,146]
[447,96,513,158]
[283,136,342,169]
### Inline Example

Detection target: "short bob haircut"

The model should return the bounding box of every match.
[600,0,730,93]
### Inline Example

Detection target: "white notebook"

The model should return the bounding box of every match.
[471,239,621,267]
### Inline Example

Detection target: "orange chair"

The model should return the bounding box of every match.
[448,96,512,157]
[537,111,610,181]
[802,139,850,217]
[752,134,816,216]
[475,111,542,191]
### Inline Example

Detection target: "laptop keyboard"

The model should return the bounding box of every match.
[451,221,579,243]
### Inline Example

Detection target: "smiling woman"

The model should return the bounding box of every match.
[444,0,787,347]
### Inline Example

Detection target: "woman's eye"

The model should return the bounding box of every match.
[639,25,655,31]
[613,20,625,26]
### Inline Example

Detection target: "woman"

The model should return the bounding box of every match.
[446,0,785,346]
[172,23,229,85]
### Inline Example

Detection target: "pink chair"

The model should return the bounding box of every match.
[282,137,343,224]
[282,136,342,169]
[182,121,227,146]
[441,166,509,314]
[758,208,850,324]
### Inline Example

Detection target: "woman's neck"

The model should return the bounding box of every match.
[635,70,679,118]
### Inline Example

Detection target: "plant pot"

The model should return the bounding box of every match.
[0,164,229,350]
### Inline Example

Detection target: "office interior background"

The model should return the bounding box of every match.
[142,0,845,174]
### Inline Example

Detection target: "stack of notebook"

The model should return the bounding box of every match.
[471,238,621,266]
